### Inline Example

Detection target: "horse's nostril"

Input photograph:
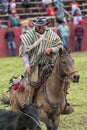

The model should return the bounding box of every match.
[74,75,76,79]
[77,75,80,80]
[33,126,41,130]
[73,75,80,82]
[37,126,41,130]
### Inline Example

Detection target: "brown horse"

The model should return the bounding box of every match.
[34,48,80,130]
[1,48,80,130]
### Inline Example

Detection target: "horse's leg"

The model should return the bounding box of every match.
[51,116,60,130]
[40,111,53,130]
[9,91,19,111]
[11,100,19,111]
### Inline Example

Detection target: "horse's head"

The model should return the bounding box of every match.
[20,103,41,130]
[58,48,80,82]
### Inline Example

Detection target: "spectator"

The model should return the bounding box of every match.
[46,3,57,16]
[73,11,83,25]
[56,5,72,24]
[20,20,33,32]
[1,0,9,14]
[53,0,63,11]
[10,0,16,12]
[70,0,82,16]
[56,4,65,23]
[0,20,8,28]
[0,0,1,9]
[5,27,16,56]
[74,22,84,51]
[46,3,57,26]
[42,0,52,11]
[20,20,29,33]
[80,18,87,25]
[0,20,3,28]
[9,9,20,27]
[21,0,31,13]
[58,20,70,50]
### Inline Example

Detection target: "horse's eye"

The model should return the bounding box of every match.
[62,60,66,64]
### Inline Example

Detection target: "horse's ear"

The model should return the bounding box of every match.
[59,47,63,56]
[21,75,24,79]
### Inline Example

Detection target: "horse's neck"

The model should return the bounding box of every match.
[47,59,65,97]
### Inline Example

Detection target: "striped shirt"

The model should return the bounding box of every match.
[19,27,63,66]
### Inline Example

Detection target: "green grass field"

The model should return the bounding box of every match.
[0,52,87,130]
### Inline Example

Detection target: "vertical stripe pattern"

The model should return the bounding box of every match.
[19,28,63,66]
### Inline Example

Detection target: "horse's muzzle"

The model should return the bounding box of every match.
[72,74,80,83]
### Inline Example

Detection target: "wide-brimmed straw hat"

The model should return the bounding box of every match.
[32,17,50,26]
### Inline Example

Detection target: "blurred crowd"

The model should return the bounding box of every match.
[0,0,86,56]
[0,0,87,28]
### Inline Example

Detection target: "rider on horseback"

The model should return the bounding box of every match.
[19,17,74,114]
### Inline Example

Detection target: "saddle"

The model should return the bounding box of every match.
[8,75,25,92]
[7,64,53,96]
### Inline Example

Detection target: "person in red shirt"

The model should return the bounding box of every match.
[46,3,57,26]
[46,3,57,16]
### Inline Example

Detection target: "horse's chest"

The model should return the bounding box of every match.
[48,101,65,119]
[48,107,60,119]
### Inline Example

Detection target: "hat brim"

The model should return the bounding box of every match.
[32,20,50,26]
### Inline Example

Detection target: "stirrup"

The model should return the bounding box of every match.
[62,103,74,115]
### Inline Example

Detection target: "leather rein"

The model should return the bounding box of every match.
[19,110,41,129]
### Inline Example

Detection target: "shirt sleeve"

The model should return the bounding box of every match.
[22,53,30,68]
[52,47,59,52]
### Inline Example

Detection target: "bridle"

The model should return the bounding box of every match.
[58,53,78,81]
[46,53,78,81]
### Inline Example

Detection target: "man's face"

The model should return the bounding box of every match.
[35,26,46,34]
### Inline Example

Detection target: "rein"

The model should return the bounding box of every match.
[19,110,41,129]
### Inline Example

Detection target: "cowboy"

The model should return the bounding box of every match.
[19,17,74,114]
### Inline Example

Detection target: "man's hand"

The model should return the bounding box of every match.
[44,48,52,55]
[25,66,31,74]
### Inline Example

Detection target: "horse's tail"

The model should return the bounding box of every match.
[0,95,10,105]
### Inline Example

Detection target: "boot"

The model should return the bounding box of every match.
[62,103,74,114]
[62,78,74,114]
